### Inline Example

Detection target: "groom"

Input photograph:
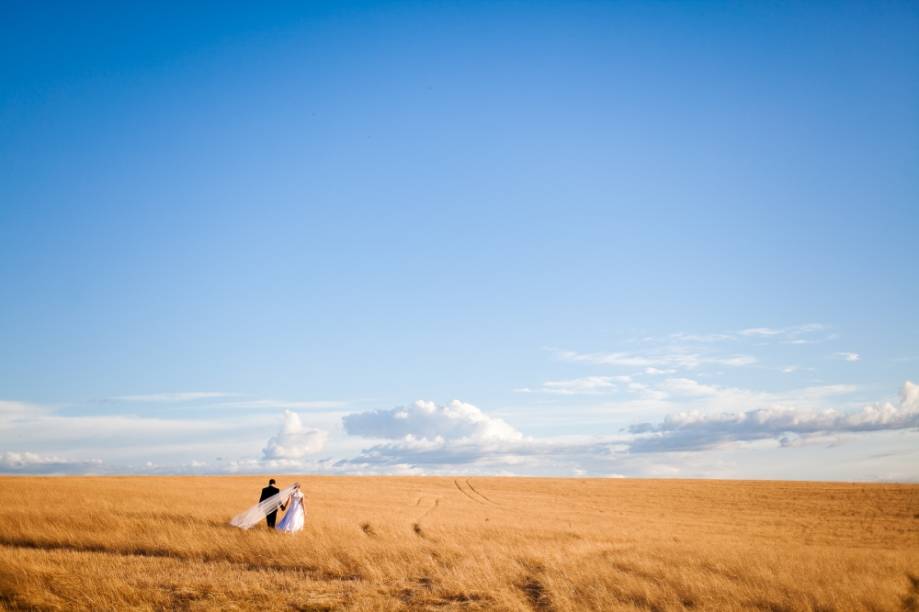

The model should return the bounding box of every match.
[259,478,286,528]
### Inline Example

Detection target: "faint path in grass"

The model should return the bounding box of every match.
[412,498,440,539]
[417,497,440,520]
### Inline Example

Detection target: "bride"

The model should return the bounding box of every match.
[229,482,305,532]
[276,484,305,533]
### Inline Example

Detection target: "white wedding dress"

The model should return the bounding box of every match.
[276,490,305,533]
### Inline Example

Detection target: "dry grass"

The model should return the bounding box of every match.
[0,477,916,611]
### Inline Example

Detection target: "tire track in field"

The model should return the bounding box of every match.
[454,479,485,504]
[465,479,500,506]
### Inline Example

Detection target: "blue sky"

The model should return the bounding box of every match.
[1,1,917,479]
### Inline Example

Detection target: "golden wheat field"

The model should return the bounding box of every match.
[0,477,917,611]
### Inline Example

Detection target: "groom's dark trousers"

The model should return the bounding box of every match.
[260,485,280,528]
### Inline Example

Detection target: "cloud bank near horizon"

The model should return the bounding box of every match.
[3,381,916,480]
[1,325,916,480]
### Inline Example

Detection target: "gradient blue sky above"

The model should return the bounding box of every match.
[1,1,917,479]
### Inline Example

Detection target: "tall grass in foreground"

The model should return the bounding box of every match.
[0,476,916,610]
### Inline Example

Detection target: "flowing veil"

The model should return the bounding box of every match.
[230,485,296,530]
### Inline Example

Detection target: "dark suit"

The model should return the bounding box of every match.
[260,485,280,528]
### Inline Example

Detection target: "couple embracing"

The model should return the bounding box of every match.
[259,478,305,532]
[230,478,305,532]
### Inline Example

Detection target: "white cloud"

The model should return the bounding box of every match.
[556,349,756,370]
[338,433,626,473]
[583,377,862,424]
[835,352,861,362]
[797,384,859,399]
[658,323,828,344]
[105,393,349,414]
[555,349,655,368]
[344,400,523,443]
[625,381,670,401]
[720,355,757,366]
[738,323,829,343]
[112,392,237,402]
[0,451,102,474]
[0,397,289,473]
[668,332,736,342]
[0,400,36,415]
[2,413,260,445]
[0,400,46,416]
[229,399,347,410]
[3,366,916,481]
[548,323,836,384]
[739,327,784,337]
[262,410,328,460]
[338,400,621,471]
[658,378,856,402]
[327,380,896,474]
[740,323,822,336]
[660,378,721,397]
[628,381,919,452]
[516,376,618,395]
